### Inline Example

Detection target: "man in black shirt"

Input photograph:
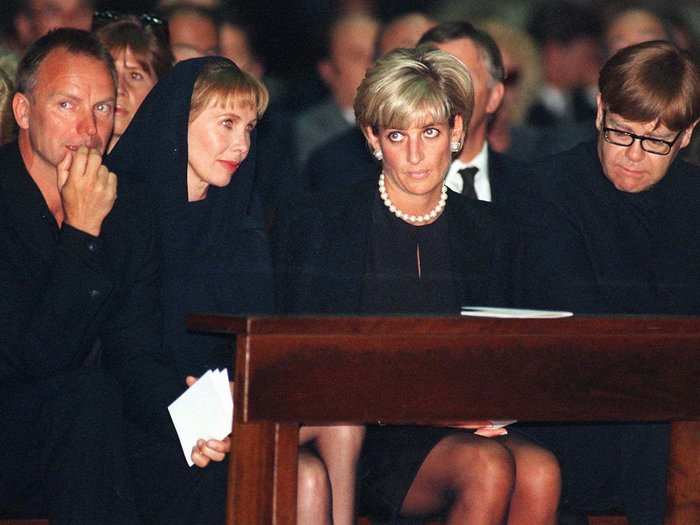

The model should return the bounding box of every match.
[0,29,182,523]
[516,41,700,524]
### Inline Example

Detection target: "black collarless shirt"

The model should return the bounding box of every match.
[0,141,180,430]
[516,141,700,314]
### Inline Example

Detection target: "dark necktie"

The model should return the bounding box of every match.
[458,166,478,199]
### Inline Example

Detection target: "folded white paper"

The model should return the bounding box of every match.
[461,306,573,319]
[168,368,233,466]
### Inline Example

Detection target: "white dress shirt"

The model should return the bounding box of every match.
[445,142,491,202]
[537,84,572,121]
[341,107,356,125]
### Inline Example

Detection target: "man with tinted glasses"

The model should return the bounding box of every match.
[515,40,700,524]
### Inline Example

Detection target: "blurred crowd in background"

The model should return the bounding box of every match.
[2,0,700,175]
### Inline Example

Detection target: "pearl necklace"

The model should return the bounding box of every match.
[378,173,447,225]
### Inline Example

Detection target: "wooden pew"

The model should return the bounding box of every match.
[188,314,700,525]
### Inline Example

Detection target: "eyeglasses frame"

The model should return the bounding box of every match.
[601,110,683,156]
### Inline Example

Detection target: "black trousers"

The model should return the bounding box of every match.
[127,422,228,525]
[0,368,139,524]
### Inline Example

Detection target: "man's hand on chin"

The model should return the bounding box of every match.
[58,145,117,237]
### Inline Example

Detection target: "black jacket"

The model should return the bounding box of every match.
[275,180,513,314]
[487,147,524,207]
[0,141,181,430]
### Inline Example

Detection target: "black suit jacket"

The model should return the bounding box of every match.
[274,180,513,314]
[525,88,595,128]
[0,141,181,430]
[304,127,377,193]
[506,123,597,163]
[488,147,524,207]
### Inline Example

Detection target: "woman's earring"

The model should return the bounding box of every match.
[373,149,383,161]
[450,141,462,153]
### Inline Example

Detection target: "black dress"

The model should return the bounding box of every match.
[358,196,462,521]
[275,180,514,522]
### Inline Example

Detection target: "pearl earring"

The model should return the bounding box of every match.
[373,149,384,161]
[450,141,462,152]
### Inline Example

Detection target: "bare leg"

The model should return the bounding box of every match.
[401,432,515,525]
[298,448,332,525]
[301,425,365,525]
[500,435,561,525]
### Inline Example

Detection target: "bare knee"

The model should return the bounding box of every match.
[298,451,330,499]
[472,439,516,497]
[297,450,331,523]
[448,435,515,501]
[515,446,561,500]
[326,425,365,453]
[313,424,366,463]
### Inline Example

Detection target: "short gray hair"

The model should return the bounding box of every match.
[418,21,506,86]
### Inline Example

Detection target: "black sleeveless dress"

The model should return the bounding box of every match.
[357,195,463,521]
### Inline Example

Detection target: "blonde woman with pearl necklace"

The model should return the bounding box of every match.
[275,47,561,525]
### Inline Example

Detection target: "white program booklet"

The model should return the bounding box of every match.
[461,306,573,319]
[168,368,233,466]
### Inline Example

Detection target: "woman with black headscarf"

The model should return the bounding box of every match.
[107,57,362,525]
[105,56,271,523]
[107,56,273,381]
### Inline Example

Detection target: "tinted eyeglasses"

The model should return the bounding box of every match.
[503,69,521,88]
[93,10,166,29]
[602,110,683,156]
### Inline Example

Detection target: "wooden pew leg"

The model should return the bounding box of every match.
[228,421,299,525]
[665,421,700,525]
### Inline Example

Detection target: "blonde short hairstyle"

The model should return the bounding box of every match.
[190,57,269,121]
[354,46,474,138]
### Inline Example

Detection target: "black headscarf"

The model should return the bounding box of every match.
[106,57,274,378]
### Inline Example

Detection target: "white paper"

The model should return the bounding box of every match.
[484,419,518,429]
[460,306,573,319]
[168,368,233,467]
